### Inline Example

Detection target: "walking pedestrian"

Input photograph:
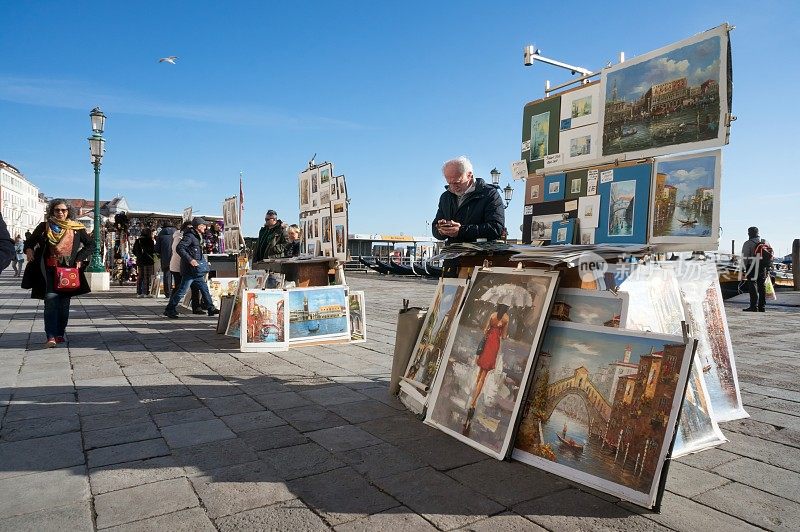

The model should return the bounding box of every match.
[13,235,26,276]
[741,226,772,312]
[0,214,14,274]
[132,228,156,297]
[171,221,209,313]
[163,217,219,319]
[21,199,95,347]
[156,221,176,298]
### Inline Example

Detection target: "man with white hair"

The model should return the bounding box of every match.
[432,156,505,244]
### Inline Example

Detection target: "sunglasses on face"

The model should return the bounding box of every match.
[53,208,69,213]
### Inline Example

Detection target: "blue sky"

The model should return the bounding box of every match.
[1,1,798,255]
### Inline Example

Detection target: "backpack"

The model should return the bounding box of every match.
[754,240,773,267]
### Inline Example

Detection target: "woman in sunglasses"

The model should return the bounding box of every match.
[22,199,95,347]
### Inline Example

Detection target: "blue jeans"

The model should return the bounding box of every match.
[44,292,71,339]
[165,272,215,315]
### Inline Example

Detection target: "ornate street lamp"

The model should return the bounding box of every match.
[490,167,501,186]
[86,107,106,273]
[503,183,514,209]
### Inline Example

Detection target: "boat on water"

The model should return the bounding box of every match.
[556,433,584,452]
[678,218,698,226]
[621,126,637,137]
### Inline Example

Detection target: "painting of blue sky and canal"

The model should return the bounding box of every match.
[600,24,730,159]
[513,322,692,508]
[650,150,721,248]
[287,286,350,343]
[550,288,628,328]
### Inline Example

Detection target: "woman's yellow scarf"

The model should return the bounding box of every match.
[47,217,85,246]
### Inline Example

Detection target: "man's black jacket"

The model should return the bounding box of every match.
[432,177,505,244]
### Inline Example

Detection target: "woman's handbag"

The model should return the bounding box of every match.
[55,266,81,292]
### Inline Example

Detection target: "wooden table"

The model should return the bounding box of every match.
[252,257,343,287]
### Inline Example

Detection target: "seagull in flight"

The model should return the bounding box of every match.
[158,56,178,65]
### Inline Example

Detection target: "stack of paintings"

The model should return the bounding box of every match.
[224,271,268,338]
[348,291,367,343]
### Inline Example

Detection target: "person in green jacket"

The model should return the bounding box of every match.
[254,209,287,261]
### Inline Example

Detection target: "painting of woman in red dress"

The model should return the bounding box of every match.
[463,303,510,434]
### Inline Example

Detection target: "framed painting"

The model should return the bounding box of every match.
[207,277,239,309]
[550,288,628,327]
[322,215,331,243]
[579,229,595,245]
[560,124,600,167]
[578,194,600,229]
[401,278,469,407]
[300,178,310,211]
[513,321,694,509]
[522,95,561,173]
[672,358,727,457]
[240,289,288,352]
[649,149,721,250]
[426,267,560,459]
[333,201,345,214]
[334,222,347,258]
[560,82,601,130]
[225,271,268,338]
[599,24,731,159]
[319,164,332,187]
[524,175,545,205]
[216,295,236,334]
[348,290,367,343]
[660,261,747,422]
[550,218,576,245]
[565,170,587,200]
[337,175,347,201]
[595,162,652,244]
[543,173,566,202]
[287,286,350,344]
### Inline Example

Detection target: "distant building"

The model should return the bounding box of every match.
[0,160,45,238]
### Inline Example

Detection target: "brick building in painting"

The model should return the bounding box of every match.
[605,343,687,480]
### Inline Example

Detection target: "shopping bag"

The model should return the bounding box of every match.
[764,275,777,301]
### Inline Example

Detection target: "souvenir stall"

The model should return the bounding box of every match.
[393,24,743,512]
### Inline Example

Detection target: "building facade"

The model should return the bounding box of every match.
[0,161,45,239]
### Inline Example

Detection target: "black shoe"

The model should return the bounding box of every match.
[163,310,179,318]
[208,308,220,317]
[743,307,758,312]
[758,308,766,312]
[192,309,206,315]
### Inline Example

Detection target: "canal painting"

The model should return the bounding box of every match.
[513,322,692,508]
[287,286,350,343]
[600,25,730,158]
[550,288,628,328]
[402,279,468,405]
[426,268,559,459]
[666,261,747,422]
[608,180,636,237]
[530,111,550,161]
[672,358,726,457]
[240,290,288,352]
[225,271,268,338]
[650,150,721,248]
[560,83,600,130]
[348,291,367,343]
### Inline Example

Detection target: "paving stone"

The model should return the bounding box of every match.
[253,391,313,410]
[375,466,504,530]
[0,432,84,479]
[152,406,217,428]
[696,481,800,531]
[358,414,435,444]
[337,442,425,481]
[513,488,664,531]
[234,378,290,396]
[278,404,349,432]
[327,399,398,424]
[724,431,800,473]
[215,499,328,532]
[621,491,762,532]
[398,430,487,471]
[713,456,800,503]
[260,442,346,480]
[299,385,367,406]
[239,424,309,452]
[456,512,548,532]
[83,421,161,450]
[0,501,93,532]
[356,386,406,410]
[0,466,90,518]
[89,455,185,495]
[3,394,78,422]
[160,418,236,448]
[333,506,438,531]
[674,446,740,471]
[79,407,149,432]
[142,395,203,414]
[77,393,142,416]
[94,477,200,529]
[663,460,731,498]
[288,466,399,526]
[87,438,170,468]
[220,409,285,433]
[189,461,295,518]
[447,458,570,506]
[0,413,80,442]
[102,506,216,532]
[306,425,384,452]
[202,394,264,416]
[172,438,259,477]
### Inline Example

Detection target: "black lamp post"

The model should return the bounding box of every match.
[87,107,106,273]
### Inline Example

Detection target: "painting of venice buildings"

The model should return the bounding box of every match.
[245,291,285,345]
[652,154,716,238]
[602,33,724,156]
[609,180,636,237]
[515,323,689,498]
[427,269,557,457]
[404,280,467,395]
[673,359,725,456]
[288,287,349,342]
[530,112,550,160]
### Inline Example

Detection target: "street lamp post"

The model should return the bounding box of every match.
[87,107,106,273]
[489,168,514,209]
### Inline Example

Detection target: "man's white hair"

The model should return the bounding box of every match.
[442,156,473,177]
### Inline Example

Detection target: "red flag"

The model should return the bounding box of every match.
[239,172,244,212]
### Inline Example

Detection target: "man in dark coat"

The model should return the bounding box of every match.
[163,217,219,319]
[432,156,505,244]
[156,222,176,298]
[0,214,14,273]
[253,209,288,261]
[741,226,768,312]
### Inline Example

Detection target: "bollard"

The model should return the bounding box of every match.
[793,239,799,290]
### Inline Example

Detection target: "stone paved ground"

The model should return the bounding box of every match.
[1,271,799,531]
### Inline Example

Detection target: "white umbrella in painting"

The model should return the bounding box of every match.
[479,283,533,308]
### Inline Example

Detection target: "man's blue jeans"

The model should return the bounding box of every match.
[44,292,71,338]
[165,272,215,315]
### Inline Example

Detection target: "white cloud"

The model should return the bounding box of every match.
[563,339,600,356]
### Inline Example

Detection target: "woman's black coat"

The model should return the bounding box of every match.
[22,221,95,299]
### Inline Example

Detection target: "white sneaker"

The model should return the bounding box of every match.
[137,294,144,298]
